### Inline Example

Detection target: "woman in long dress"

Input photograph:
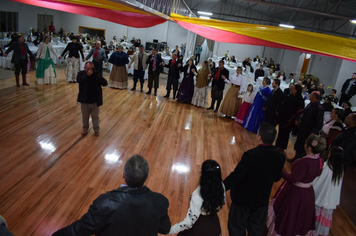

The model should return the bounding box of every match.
[235,84,255,124]
[177,59,197,103]
[191,60,211,107]
[320,108,344,144]
[107,45,129,89]
[275,84,305,150]
[313,146,344,236]
[219,66,244,118]
[243,77,271,133]
[169,160,225,236]
[265,135,325,236]
[35,35,62,84]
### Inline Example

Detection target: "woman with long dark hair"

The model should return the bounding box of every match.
[169,160,225,236]
[313,146,344,236]
[275,84,305,150]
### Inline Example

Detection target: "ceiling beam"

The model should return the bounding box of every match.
[237,0,353,21]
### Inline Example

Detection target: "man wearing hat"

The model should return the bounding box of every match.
[4,34,35,87]
[61,36,85,83]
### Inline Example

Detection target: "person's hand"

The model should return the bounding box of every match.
[295,120,299,126]
[177,63,181,67]
[151,57,154,61]
[105,62,109,66]
[208,74,211,77]
[58,56,62,60]
[221,75,226,80]
[161,62,165,66]
[263,107,266,110]
[128,65,131,69]
[191,68,196,73]
[3,53,7,57]
[35,58,39,61]
[87,68,93,76]
[82,59,85,62]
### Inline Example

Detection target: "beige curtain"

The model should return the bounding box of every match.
[194,35,214,51]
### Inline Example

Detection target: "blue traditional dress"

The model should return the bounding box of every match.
[243,85,271,133]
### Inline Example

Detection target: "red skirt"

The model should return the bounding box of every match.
[235,102,252,124]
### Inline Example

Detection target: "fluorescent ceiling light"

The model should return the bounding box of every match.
[199,16,210,20]
[351,19,356,24]
[198,11,213,16]
[279,24,295,29]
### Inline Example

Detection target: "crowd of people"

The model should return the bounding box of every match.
[2,23,356,236]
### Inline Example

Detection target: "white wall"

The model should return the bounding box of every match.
[213,42,261,62]
[307,54,342,88]
[262,47,281,63]
[1,0,62,34]
[279,49,301,75]
[333,60,356,105]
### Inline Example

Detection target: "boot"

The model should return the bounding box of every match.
[131,82,137,91]
[140,83,144,92]
[173,90,177,99]
[207,100,215,110]
[214,100,221,113]
[164,90,170,98]
[154,88,157,96]
[22,74,30,86]
[146,88,151,95]
[15,74,20,87]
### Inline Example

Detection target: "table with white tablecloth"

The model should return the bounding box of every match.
[0,39,11,49]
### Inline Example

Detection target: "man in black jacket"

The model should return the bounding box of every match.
[77,62,108,137]
[207,60,229,113]
[146,48,163,96]
[254,65,264,82]
[4,34,35,87]
[339,73,356,106]
[263,79,284,126]
[290,91,324,161]
[163,53,182,99]
[52,155,171,236]
[224,122,286,236]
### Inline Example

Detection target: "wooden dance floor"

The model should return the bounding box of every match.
[0,66,355,236]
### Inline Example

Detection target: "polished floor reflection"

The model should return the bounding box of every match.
[0,66,355,236]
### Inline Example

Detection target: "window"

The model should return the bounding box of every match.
[0,11,18,32]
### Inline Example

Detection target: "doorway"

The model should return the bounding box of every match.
[37,14,53,32]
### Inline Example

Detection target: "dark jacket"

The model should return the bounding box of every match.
[283,88,291,99]
[52,186,171,236]
[299,101,324,134]
[61,42,84,59]
[224,145,286,208]
[322,102,334,112]
[181,64,197,77]
[341,79,356,96]
[211,67,229,91]
[277,94,305,128]
[264,87,284,126]
[77,70,108,106]
[254,69,264,81]
[164,59,182,78]
[5,42,34,64]
[330,126,356,170]
[146,54,163,75]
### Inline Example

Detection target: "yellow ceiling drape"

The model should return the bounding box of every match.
[170,13,356,62]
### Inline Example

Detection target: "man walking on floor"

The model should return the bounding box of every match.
[77,62,108,137]
[85,41,107,75]
[207,60,229,113]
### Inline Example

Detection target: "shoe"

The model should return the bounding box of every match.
[164,94,169,98]
[23,83,30,86]
[94,131,100,137]
[16,84,20,87]
[140,89,143,92]
[226,116,231,119]
[130,87,136,91]
[146,91,151,95]
[207,107,214,110]
[214,110,218,113]
[81,130,88,136]
[154,93,157,96]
